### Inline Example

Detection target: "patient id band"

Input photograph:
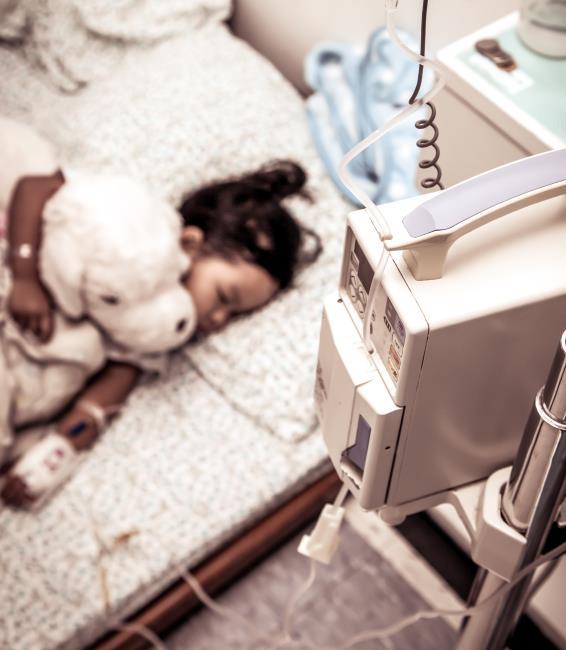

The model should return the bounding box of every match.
[10,243,35,259]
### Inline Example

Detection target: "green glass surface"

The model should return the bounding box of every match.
[457,27,566,141]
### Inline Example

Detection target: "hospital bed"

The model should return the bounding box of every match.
[0,2,349,648]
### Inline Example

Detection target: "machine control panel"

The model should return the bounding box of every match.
[347,238,373,319]
[343,229,407,386]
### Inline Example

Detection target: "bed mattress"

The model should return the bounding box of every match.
[0,11,351,649]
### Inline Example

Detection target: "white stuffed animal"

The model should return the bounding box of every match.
[0,116,196,355]
[0,118,198,499]
[39,171,196,353]
[0,116,197,460]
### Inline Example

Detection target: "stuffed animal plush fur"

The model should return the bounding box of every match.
[0,116,196,354]
[0,116,196,457]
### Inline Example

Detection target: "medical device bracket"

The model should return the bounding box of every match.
[377,330,566,648]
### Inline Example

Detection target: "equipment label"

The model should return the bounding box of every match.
[381,298,405,384]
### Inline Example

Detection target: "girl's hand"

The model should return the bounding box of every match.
[8,276,54,342]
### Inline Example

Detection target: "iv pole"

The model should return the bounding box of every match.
[333,5,565,645]
[457,331,566,649]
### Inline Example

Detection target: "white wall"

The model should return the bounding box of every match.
[231,0,519,94]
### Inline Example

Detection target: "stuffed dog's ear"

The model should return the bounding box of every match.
[39,223,86,319]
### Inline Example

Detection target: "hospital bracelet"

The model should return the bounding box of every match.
[76,399,123,432]
[9,243,36,259]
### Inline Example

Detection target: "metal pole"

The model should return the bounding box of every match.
[502,331,566,532]
[457,331,566,650]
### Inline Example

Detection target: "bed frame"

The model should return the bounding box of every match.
[92,470,341,649]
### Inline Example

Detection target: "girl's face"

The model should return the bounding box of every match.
[181,227,278,333]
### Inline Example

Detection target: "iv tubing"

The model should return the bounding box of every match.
[274,485,349,647]
[336,3,445,242]
[271,541,566,650]
[349,0,445,354]
[1,511,562,650]
[362,247,388,354]
[166,478,566,649]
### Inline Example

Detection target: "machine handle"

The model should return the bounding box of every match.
[385,149,566,280]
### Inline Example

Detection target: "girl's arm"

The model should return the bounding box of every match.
[0,361,141,507]
[57,361,142,451]
[7,171,65,341]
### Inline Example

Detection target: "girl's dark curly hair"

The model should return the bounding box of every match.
[178,160,322,289]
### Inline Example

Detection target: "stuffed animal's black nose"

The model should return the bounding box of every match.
[176,318,187,333]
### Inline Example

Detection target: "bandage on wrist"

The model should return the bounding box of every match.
[12,432,79,508]
[76,399,122,431]
[10,243,36,259]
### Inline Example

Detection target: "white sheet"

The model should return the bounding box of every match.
[0,21,350,650]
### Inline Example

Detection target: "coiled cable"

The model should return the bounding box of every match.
[409,0,444,190]
[414,102,443,189]
[337,1,445,241]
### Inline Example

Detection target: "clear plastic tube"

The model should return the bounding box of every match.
[170,539,566,650]
[362,246,389,354]
[1,513,563,650]
[273,560,318,650]
[1,6,560,650]
[336,3,445,242]
[334,483,350,508]
[281,541,566,650]
[111,620,169,650]
[267,486,349,649]
[177,565,275,641]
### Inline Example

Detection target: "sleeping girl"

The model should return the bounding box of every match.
[1,160,321,508]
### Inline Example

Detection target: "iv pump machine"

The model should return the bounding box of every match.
[315,149,566,511]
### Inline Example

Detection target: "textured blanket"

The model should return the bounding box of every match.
[0,20,350,444]
[0,0,232,92]
[0,11,350,650]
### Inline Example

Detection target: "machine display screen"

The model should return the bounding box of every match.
[353,240,374,293]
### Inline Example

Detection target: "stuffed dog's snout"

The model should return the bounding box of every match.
[97,286,196,354]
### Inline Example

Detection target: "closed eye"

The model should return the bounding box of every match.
[217,289,229,306]
[101,295,120,305]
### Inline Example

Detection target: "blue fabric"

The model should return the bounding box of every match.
[304,27,429,206]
